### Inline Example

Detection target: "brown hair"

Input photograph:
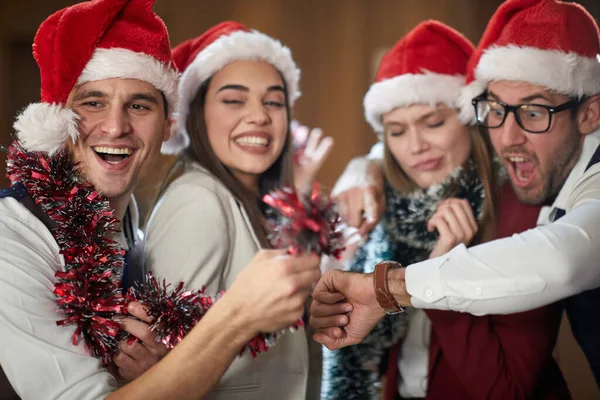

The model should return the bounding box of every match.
[382,124,498,245]
[158,77,294,248]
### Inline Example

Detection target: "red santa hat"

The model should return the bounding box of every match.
[460,0,600,117]
[162,21,301,155]
[363,20,475,134]
[14,0,178,156]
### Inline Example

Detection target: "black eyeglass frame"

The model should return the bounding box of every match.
[471,93,582,134]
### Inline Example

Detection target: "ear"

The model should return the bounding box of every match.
[577,95,600,136]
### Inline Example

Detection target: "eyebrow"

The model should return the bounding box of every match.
[130,92,160,105]
[73,90,107,102]
[416,110,439,122]
[217,84,286,94]
[488,90,553,104]
[218,84,248,93]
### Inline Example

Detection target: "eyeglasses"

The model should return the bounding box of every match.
[472,94,581,134]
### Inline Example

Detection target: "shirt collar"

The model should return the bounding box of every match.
[538,127,600,225]
[115,194,140,251]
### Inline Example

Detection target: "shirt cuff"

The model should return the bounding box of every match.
[406,254,447,308]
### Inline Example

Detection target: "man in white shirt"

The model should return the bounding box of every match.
[310,0,600,385]
[0,1,321,399]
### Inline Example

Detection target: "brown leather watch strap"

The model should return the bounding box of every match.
[373,261,404,315]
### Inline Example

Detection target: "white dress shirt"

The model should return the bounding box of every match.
[406,129,600,315]
[0,195,140,399]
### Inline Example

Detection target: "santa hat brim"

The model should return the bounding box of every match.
[15,48,178,155]
[364,72,474,134]
[475,45,600,98]
[162,30,301,155]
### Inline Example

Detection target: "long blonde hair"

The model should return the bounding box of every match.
[382,124,498,245]
[157,78,294,248]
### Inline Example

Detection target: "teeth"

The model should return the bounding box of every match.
[93,146,133,155]
[235,136,269,146]
[508,156,526,162]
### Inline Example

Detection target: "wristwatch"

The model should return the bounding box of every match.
[373,261,405,315]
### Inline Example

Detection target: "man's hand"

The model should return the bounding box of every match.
[428,198,478,259]
[226,250,323,334]
[291,123,334,192]
[309,270,385,350]
[115,302,169,381]
[333,161,385,237]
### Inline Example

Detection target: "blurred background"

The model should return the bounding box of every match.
[0,1,599,398]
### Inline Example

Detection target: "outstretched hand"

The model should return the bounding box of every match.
[309,270,385,350]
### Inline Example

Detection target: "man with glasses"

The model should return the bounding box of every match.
[310,0,600,386]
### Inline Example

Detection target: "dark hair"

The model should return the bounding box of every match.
[157,76,293,248]
[160,91,168,118]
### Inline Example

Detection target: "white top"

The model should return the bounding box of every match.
[144,163,308,400]
[0,195,140,400]
[406,129,600,315]
[397,309,431,398]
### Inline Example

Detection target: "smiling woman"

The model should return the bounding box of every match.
[143,22,308,400]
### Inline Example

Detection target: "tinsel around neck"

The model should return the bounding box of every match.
[5,141,127,364]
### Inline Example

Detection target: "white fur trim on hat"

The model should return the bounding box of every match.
[162,30,301,155]
[364,72,467,133]
[77,48,179,114]
[476,45,600,98]
[457,79,487,125]
[14,103,80,156]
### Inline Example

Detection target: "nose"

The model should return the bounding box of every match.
[408,128,429,155]
[244,100,271,126]
[99,106,132,137]
[495,112,527,149]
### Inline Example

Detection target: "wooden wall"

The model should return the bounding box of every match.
[0,1,599,398]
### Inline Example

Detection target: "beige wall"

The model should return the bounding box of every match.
[0,1,599,398]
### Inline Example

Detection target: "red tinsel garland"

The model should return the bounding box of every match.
[263,182,345,259]
[6,142,126,365]
[4,142,272,363]
[5,141,344,365]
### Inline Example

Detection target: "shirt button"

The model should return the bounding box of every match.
[426,289,433,296]
[475,287,482,295]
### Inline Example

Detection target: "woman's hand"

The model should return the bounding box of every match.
[427,198,478,259]
[291,122,334,192]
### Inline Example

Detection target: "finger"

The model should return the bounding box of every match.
[311,290,346,304]
[310,301,353,317]
[437,205,466,240]
[313,330,353,350]
[293,125,309,146]
[457,199,478,233]
[120,340,150,361]
[290,120,301,133]
[319,326,345,339]
[309,314,349,330]
[284,253,321,274]
[341,189,364,228]
[127,302,151,324]
[114,351,142,381]
[312,136,334,164]
[446,202,476,239]
[252,249,289,263]
[362,188,377,224]
[429,214,453,239]
[292,268,323,291]
[304,128,323,156]
[120,318,162,351]
[335,195,349,223]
